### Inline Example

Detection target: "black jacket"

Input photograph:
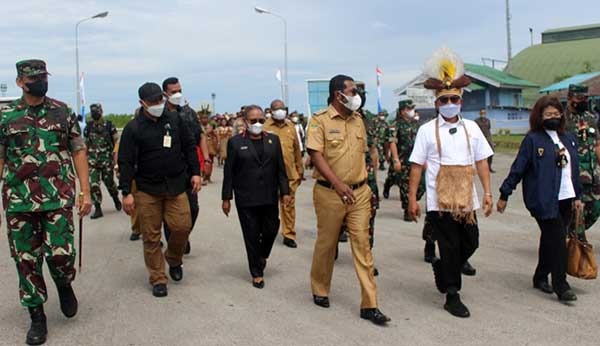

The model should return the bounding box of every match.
[118,109,200,196]
[222,132,289,207]
[499,131,582,220]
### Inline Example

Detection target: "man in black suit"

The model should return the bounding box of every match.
[221,105,291,289]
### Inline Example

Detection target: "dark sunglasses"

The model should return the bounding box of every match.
[247,118,266,124]
[438,95,461,104]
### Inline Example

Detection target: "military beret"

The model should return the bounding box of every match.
[16,59,49,77]
[90,103,103,112]
[138,82,164,102]
[568,83,588,95]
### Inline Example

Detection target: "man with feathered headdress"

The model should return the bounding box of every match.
[407,47,494,318]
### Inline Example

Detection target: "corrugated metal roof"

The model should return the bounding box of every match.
[465,64,538,88]
[543,23,600,34]
[539,71,600,93]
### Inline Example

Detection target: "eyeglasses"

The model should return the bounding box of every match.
[247,118,266,124]
[438,95,461,104]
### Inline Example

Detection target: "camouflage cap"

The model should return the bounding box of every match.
[568,83,588,96]
[16,59,49,77]
[90,103,103,112]
[398,95,415,109]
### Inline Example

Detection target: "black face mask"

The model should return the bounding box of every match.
[543,118,562,131]
[25,80,48,97]
[91,111,102,120]
[574,101,588,113]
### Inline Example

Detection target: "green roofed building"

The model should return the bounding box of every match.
[506,23,600,106]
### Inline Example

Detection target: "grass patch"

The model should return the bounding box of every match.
[493,134,524,154]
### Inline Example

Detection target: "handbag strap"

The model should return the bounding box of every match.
[435,117,473,163]
[573,206,589,242]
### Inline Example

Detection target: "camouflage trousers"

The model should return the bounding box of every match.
[6,208,76,307]
[90,164,118,204]
[384,164,425,209]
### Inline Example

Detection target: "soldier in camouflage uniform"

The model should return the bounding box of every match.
[374,111,389,171]
[0,59,92,345]
[383,97,425,218]
[84,103,121,219]
[565,84,600,231]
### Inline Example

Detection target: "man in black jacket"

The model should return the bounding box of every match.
[221,105,290,288]
[118,82,201,297]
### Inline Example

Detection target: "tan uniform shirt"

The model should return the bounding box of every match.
[306,105,368,184]
[264,118,304,181]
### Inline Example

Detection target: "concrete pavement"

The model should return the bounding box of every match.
[0,153,599,346]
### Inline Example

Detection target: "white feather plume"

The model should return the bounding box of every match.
[423,46,464,82]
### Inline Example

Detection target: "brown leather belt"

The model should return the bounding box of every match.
[317,180,367,190]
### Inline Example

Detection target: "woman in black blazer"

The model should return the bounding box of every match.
[497,96,583,302]
[222,105,291,288]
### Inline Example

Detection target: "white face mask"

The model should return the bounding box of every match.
[247,122,264,135]
[341,93,362,112]
[291,116,299,123]
[265,113,272,119]
[145,102,165,117]
[439,103,461,119]
[167,92,184,106]
[407,109,416,118]
[378,116,386,121]
[272,109,287,121]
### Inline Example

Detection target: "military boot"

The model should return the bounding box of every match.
[57,284,78,318]
[90,204,103,219]
[26,306,47,346]
[112,194,122,211]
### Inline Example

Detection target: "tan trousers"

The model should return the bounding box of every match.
[310,183,378,309]
[135,191,192,285]
[130,180,140,235]
[280,179,300,240]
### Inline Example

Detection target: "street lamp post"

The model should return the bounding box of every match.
[76,11,108,118]
[211,93,216,114]
[254,6,288,106]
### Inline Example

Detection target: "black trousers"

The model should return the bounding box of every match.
[427,211,479,292]
[164,189,199,240]
[237,204,280,278]
[534,199,572,294]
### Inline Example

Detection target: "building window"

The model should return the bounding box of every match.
[507,112,523,120]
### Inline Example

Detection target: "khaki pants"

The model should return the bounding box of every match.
[310,183,378,309]
[280,179,300,240]
[135,190,192,285]
[130,180,140,235]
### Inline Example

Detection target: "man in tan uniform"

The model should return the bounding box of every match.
[307,75,390,325]
[264,99,304,248]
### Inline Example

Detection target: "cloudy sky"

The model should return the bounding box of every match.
[1,0,599,115]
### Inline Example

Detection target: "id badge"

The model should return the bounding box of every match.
[163,135,172,148]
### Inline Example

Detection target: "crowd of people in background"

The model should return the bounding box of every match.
[1,45,599,345]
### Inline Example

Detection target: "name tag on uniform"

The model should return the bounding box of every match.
[163,135,172,148]
[241,146,248,150]
[328,129,341,134]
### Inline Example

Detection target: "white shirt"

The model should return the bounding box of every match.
[545,130,576,201]
[409,115,494,212]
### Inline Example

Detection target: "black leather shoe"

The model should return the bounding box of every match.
[252,279,265,289]
[461,261,476,276]
[557,289,577,302]
[169,266,183,282]
[360,308,391,325]
[444,293,470,318]
[57,284,78,318]
[338,231,348,243]
[313,295,330,308]
[533,280,553,294]
[26,306,47,346]
[283,238,297,248]
[424,241,436,263]
[382,188,390,199]
[152,284,168,297]
[432,258,447,293]
[90,204,103,219]
[129,233,140,241]
[373,267,379,276]
[112,195,122,211]
[184,241,191,255]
